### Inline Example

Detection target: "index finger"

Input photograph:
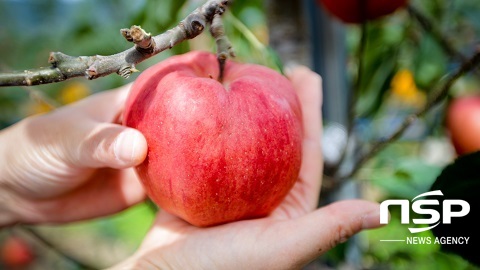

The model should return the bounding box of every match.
[287,66,323,209]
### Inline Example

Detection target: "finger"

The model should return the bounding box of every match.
[287,66,324,208]
[72,123,148,169]
[287,66,323,142]
[69,85,148,169]
[271,200,382,269]
[17,168,146,223]
[38,86,147,169]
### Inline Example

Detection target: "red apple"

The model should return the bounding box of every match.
[1,236,34,267]
[446,95,480,155]
[123,51,303,227]
[319,0,408,24]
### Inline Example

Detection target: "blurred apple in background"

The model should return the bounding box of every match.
[446,95,480,155]
[1,236,34,268]
[318,0,408,23]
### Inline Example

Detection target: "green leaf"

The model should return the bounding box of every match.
[354,22,403,117]
[413,34,448,89]
[356,59,397,117]
[430,151,480,267]
[370,158,442,199]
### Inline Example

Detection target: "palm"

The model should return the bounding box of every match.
[135,172,322,269]
[29,168,144,223]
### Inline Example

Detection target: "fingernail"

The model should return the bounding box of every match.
[114,129,146,165]
[362,208,383,229]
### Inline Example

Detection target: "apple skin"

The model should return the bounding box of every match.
[446,96,480,155]
[123,51,303,227]
[319,0,408,24]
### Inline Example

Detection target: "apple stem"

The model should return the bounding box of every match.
[0,0,232,87]
[210,13,235,83]
[218,58,226,83]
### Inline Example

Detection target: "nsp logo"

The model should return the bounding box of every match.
[380,190,470,233]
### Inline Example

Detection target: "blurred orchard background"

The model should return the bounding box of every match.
[1,0,480,269]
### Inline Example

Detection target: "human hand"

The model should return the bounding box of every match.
[0,85,148,226]
[112,67,383,270]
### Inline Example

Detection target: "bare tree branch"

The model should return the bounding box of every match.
[407,4,467,62]
[330,21,369,177]
[0,0,232,87]
[341,49,480,181]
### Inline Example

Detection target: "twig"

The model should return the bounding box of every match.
[408,4,480,78]
[0,64,60,108]
[407,4,467,62]
[331,21,369,176]
[0,0,232,87]
[340,49,480,180]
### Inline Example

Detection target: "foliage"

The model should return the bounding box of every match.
[338,0,480,268]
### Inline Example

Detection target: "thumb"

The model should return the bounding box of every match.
[72,124,148,169]
[274,200,383,268]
